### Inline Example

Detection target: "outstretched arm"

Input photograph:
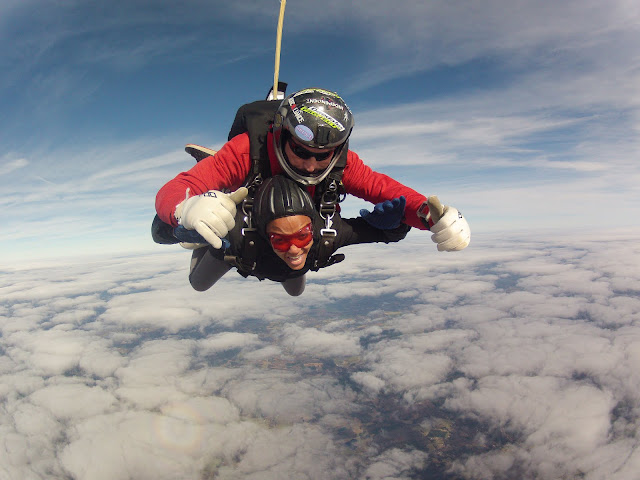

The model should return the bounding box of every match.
[338,217,411,246]
[330,197,411,249]
[155,134,252,226]
[344,194,470,252]
[341,151,470,250]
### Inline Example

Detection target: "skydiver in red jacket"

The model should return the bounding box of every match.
[155,87,470,293]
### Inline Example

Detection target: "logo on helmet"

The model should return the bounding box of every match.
[294,124,314,141]
[288,97,304,123]
[300,106,345,131]
[306,98,344,110]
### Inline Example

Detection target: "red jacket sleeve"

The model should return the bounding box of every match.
[342,150,429,230]
[155,134,252,226]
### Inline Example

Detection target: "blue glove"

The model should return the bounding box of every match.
[174,226,230,249]
[359,196,406,229]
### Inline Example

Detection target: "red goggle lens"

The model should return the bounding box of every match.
[269,223,313,252]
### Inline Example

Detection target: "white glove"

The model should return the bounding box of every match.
[430,205,470,252]
[175,187,248,249]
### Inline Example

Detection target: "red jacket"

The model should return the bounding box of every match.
[156,132,430,230]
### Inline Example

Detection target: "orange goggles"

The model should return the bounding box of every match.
[269,223,313,252]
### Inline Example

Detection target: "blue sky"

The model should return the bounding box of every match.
[1,0,639,263]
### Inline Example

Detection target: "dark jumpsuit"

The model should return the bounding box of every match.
[188,209,410,295]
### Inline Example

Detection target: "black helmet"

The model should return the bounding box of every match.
[253,175,317,236]
[273,88,354,185]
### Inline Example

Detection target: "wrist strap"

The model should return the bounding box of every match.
[416,200,432,229]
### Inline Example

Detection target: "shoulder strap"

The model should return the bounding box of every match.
[227,99,284,272]
[229,99,281,188]
[312,141,348,208]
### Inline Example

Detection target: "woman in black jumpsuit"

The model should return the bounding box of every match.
[189,175,410,295]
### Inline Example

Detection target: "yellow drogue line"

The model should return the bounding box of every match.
[273,0,287,99]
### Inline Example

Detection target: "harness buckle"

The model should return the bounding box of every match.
[320,208,335,230]
[242,196,255,229]
[320,228,337,237]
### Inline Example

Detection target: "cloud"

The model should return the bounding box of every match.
[337,0,640,91]
[0,158,28,176]
[3,230,640,479]
[362,448,429,480]
[198,331,262,354]
[281,324,361,357]
[29,383,118,419]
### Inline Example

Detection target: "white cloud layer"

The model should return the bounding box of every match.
[1,229,639,479]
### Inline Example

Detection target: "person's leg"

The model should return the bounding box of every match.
[281,275,306,296]
[189,247,232,292]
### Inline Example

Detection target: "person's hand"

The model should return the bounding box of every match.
[359,196,406,229]
[175,187,248,249]
[428,196,470,251]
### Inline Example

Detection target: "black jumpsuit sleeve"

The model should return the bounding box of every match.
[330,215,411,250]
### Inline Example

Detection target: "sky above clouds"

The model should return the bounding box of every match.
[0,0,639,262]
[2,232,640,479]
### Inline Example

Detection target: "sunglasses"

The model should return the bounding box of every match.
[288,139,334,161]
[268,223,314,252]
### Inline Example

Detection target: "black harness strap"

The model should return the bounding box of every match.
[309,146,348,270]
[228,100,283,271]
